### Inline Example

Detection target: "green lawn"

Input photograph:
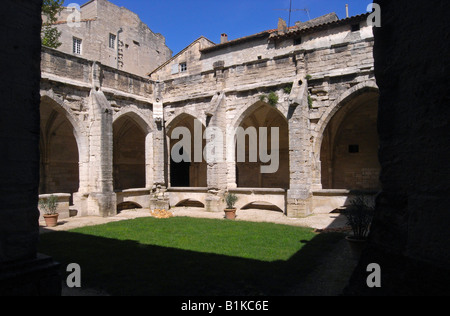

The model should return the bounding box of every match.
[38,217,344,296]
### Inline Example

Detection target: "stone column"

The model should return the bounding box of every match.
[145,133,154,189]
[85,63,116,217]
[0,0,61,296]
[286,53,314,217]
[150,87,170,210]
[205,91,227,212]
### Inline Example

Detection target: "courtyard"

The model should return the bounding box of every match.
[38,208,356,296]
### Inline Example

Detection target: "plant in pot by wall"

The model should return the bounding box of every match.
[39,195,59,227]
[224,193,239,220]
[343,194,375,259]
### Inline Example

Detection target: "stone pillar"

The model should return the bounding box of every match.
[205,91,227,213]
[86,67,117,217]
[0,0,61,296]
[286,54,314,217]
[150,87,170,210]
[145,133,154,189]
[345,0,450,295]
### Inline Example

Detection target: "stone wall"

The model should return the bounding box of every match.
[0,0,61,296]
[54,0,172,76]
[344,0,450,295]
[153,14,377,216]
[39,12,380,218]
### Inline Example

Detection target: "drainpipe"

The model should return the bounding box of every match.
[117,27,123,70]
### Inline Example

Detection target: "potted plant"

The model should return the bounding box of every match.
[343,194,375,259]
[39,195,59,227]
[224,193,238,220]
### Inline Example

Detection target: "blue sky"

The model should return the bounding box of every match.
[65,0,372,55]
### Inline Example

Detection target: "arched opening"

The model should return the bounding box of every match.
[175,199,205,208]
[167,114,207,188]
[113,115,146,191]
[39,97,79,203]
[236,103,289,189]
[241,202,284,213]
[320,90,381,190]
[117,202,143,213]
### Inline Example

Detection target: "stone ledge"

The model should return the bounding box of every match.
[229,188,287,195]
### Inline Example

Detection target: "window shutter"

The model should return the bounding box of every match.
[171,63,179,74]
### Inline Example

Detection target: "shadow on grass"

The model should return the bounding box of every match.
[39,228,343,296]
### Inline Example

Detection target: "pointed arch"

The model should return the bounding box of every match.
[39,92,88,198]
[230,100,288,133]
[315,81,380,190]
[166,112,207,188]
[228,101,290,189]
[313,81,379,155]
[113,106,155,134]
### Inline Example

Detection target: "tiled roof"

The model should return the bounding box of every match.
[200,12,370,53]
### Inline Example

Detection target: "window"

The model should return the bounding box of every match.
[109,33,116,49]
[180,62,187,72]
[349,145,360,153]
[351,23,360,32]
[73,37,82,55]
[294,37,302,45]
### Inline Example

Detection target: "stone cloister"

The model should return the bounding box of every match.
[39,13,380,219]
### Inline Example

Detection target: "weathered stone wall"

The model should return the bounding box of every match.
[40,47,159,217]
[40,13,379,218]
[345,0,450,295]
[54,0,172,76]
[153,15,377,216]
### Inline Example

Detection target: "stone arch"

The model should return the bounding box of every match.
[39,93,89,197]
[228,101,290,189]
[113,107,154,191]
[117,201,143,213]
[113,106,155,133]
[175,199,205,208]
[230,100,288,132]
[40,93,88,156]
[240,201,284,213]
[166,108,207,131]
[314,82,381,190]
[166,113,207,188]
[313,81,379,155]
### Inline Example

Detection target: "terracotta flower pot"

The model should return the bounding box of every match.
[224,209,237,220]
[345,236,367,259]
[43,214,59,227]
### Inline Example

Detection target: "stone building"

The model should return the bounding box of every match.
[39,6,379,219]
[52,0,172,76]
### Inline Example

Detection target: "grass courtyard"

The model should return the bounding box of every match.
[38,217,345,296]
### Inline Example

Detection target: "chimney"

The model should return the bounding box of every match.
[346,4,349,18]
[221,33,228,44]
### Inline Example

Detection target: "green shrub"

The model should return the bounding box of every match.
[39,195,59,215]
[225,193,238,209]
[267,92,279,107]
